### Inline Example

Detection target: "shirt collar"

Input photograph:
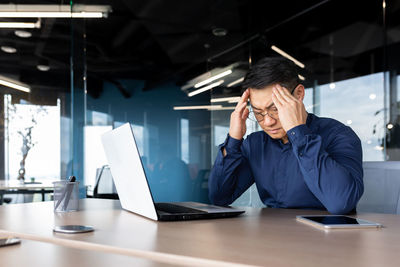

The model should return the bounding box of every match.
[306,112,315,129]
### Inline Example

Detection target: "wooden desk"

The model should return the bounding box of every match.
[0,239,175,267]
[0,199,399,267]
[0,180,55,203]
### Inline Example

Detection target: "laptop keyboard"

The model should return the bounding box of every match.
[155,203,207,214]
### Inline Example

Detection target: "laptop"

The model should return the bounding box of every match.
[101,123,245,221]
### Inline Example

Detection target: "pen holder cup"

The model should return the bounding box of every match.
[53,181,80,212]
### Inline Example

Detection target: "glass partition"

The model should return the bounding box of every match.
[1,1,400,205]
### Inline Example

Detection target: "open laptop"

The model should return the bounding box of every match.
[101,123,245,221]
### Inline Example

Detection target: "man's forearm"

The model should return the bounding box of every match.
[209,138,254,206]
[288,125,364,214]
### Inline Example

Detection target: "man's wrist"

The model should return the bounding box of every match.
[287,124,312,146]
[223,134,243,153]
[228,131,243,140]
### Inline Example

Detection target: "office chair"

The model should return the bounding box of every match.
[93,165,119,200]
[357,161,400,214]
[0,197,12,205]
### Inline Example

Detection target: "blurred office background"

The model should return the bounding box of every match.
[0,0,399,208]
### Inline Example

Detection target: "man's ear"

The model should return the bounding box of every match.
[294,84,305,101]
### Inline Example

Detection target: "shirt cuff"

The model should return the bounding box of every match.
[287,124,312,146]
[221,134,243,153]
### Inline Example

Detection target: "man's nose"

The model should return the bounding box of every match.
[262,114,276,126]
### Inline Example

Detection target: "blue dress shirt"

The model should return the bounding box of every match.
[209,113,364,214]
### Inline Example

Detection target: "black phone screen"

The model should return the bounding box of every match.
[303,215,361,225]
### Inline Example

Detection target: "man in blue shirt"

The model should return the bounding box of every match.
[209,57,363,214]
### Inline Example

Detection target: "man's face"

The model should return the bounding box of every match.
[249,84,288,141]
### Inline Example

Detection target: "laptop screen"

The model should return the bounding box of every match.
[101,123,158,220]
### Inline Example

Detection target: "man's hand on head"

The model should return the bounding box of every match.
[228,89,250,140]
[271,84,307,132]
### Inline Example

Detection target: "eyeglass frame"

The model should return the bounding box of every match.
[248,84,299,122]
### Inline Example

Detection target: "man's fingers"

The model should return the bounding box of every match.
[278,86,297,102]
[242,107,249,120]
[237,89,249,106]
[235,101,247,112]
[272,87,286,106]
[271,93,282,109]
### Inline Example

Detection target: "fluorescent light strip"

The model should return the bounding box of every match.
[207,106,236,111]
[188,80,224,97]
[0,22,37,28]
[0,78,30,93]
[194,70,232,88]
[271,45,305,69]
[210,96,241,103]
[174,105,222,110]
[227,77,244,87]
[0,12,103,18]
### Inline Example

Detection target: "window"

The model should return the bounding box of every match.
[319,73,385,161]
[5,95,60,180]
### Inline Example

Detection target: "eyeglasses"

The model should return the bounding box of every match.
[247,84,299,122]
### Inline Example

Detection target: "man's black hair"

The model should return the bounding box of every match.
[242,57,300,91]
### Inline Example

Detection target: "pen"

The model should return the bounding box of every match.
[54,176,76,211]
[62,176,76,211]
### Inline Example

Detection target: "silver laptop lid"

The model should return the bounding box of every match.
[101,123,158,220]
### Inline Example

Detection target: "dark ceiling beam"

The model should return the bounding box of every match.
[112,20,140,48]
[35,18,55,58]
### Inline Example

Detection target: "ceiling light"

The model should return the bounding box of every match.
[227,77,244,87]
[346,120,352,125]
[271,45,305,68]
[374,145,384,151]
[194,70,232,88]
[367,140,372,145]
[1,46,17,53]
[0,11,103,18]
[387,123,394,130]
[298,74,305,81]
[212,28,228,37]
[329,83,336,89]
[189,80,224,97]
[173,105,222,110]
[182,63,239,90]
[37,64,50,71]
[211,96,241,103]
[0,4,111,18]
[14,30,32,37]
[369,93,376,100]
[0,75,30,93]
[207,106,236,111]
[0,21,39,28]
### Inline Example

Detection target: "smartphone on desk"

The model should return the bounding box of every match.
[0,238,21,247]
[296,215,383,229]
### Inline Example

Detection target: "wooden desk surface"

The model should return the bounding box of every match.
[0,199,399,267]
[0,239,174,267]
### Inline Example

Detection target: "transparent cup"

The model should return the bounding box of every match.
[53,181,80,212]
